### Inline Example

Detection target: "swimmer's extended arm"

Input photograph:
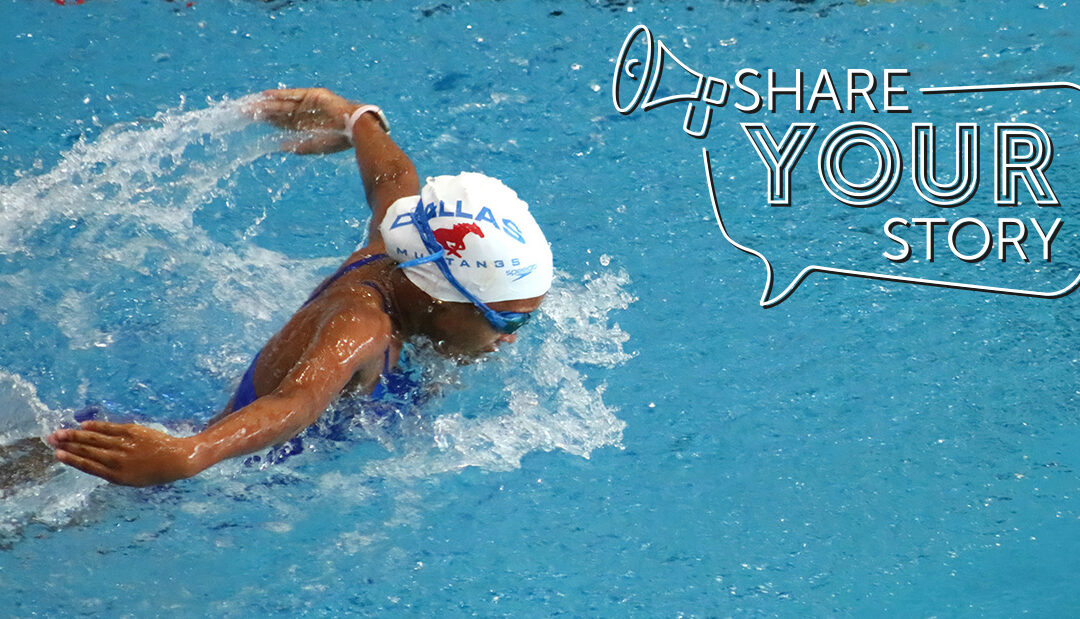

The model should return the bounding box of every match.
[190,308,392,472]
[250,87,419,244]
[47,307,392,487]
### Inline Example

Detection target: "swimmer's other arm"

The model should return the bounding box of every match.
[47,308,391,487]
[249,87,419,244]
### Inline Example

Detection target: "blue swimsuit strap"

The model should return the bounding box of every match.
[358,279,393,314]
[301,253,389,307]
[357,279,394,375]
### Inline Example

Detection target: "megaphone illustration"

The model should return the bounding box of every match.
[612,25,729,139]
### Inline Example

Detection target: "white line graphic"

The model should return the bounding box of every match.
[702,148,1080,308]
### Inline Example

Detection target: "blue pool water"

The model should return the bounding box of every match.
[2,0,1079,614]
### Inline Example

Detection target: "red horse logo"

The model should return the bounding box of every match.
[434,223,484,257]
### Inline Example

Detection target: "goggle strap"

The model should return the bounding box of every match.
[400,200,527,333]
[397,249,445,270]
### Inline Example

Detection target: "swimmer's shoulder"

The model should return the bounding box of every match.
[314,282,391,323]
[342,240,390,265]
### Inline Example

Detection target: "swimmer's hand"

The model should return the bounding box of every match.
[46,422,200,487]
[249,87,359,155]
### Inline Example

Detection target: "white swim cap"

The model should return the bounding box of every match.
[379,173,554,303]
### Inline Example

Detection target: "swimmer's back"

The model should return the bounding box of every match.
[224,253,399,415]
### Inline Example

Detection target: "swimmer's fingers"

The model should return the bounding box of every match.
[48,424,132,474]
[51,422,198,487]
[281,134,351,155]
[52,441,120,469]
[247,99,303,127]
[254,88,355,131]
[54,449,119,484]
[263,88,348,106]
[250,98,299,120]
[48,427,128,450]
[256,89,322,121]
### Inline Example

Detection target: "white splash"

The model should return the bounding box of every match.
[366,269,635,479]
[0,98,334,540]
[0,371,105,540]
[0,97,335,396]
[0,371,61,446]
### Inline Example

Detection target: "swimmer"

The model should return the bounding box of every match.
[45,87,554,487]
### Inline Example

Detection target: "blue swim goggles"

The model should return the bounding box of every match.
[397,201,532,334]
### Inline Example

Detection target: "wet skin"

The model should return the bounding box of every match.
[406,286,540,358]
[45,88,544,487]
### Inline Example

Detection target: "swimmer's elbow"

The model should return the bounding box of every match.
[366,159,419,208]
[372,157,417,185]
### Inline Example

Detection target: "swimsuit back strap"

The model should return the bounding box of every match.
[358,281,394,376]
[302,253,388,307]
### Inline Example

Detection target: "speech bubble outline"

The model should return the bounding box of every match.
[703,142,1080,308]
[609,27,1080,309]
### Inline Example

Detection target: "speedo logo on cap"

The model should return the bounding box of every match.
[506,264,537,281]
[388,201,527,244]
